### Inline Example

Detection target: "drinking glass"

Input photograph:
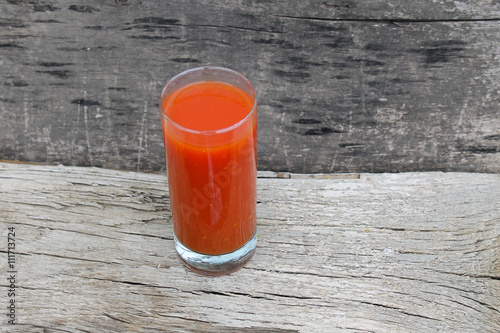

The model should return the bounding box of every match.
[159,67,257,275]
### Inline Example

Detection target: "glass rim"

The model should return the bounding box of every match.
[159,66,257,135]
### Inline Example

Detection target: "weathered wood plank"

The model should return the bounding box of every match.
[0,162,499,332]
[0,0,499,173]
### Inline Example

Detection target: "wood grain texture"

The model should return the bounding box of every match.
[0,162,499,332]
[0,0,499,174]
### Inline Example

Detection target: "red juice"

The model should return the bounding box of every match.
[161,81,257,255]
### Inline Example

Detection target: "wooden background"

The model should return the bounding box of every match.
[0,0,499,173]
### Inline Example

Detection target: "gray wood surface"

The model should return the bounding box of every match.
[1,162,499,332]
[1,0,499,173]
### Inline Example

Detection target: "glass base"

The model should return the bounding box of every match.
[174,231,257,276]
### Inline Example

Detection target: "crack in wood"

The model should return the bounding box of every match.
[461,295,500,315]
[448,298,484,315]
[244,267,345,279]
[14,324,78,333]
[127,16,284,34]
[228,291,272,300]
[153,312,213,324]
[27,252,120,265]
[265,240,316,247]
[66,274,183,290]
[354,299,406,311]
[103,313,134,324]
[115,230,173,240]
[193,289,231,297]
[262,291,322,300]
[274,14,500,23]
[397,310,441,322]
[435,270,500,281]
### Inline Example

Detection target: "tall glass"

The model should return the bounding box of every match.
[159,67,257,276]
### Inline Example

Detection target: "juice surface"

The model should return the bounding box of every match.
[162,81,257,255]
[166,81,253,131]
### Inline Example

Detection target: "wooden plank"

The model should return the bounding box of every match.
[0,162,499,332]
[0,0,499,174]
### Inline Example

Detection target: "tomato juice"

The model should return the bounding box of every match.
[161,81,257,255]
